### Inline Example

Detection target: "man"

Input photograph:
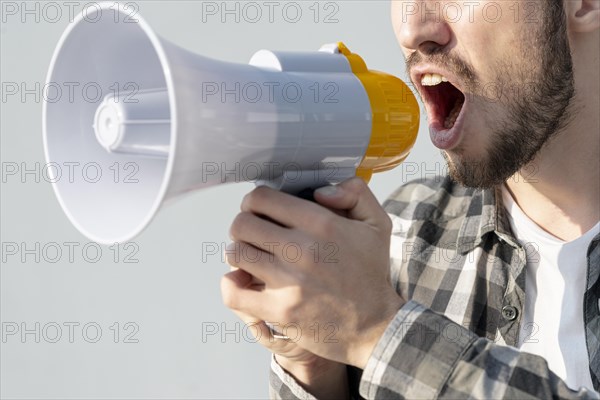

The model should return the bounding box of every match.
[221,0,600,398]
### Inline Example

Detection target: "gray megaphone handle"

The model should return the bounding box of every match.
[256,167,357,195]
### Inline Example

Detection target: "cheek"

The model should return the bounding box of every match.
[461,106,490,153]
[390,2,411,57]
[451,2,524,81]
[460,94,511,154]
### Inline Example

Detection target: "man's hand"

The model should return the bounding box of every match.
[220,177,404,369]
[224,291,349,399]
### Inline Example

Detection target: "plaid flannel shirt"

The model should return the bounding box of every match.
[269,175,600,399]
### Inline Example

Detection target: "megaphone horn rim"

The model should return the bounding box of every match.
[42,1,178,244]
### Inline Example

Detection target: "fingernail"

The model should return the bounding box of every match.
[315,185,338,197]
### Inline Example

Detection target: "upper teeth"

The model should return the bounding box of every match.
[421,73,449,86]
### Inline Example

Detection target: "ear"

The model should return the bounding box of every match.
[566,0,600,33]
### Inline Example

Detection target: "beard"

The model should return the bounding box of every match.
[409,1,576,189]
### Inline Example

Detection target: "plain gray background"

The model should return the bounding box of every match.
[0,1,443,398]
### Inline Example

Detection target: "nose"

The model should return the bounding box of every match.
[393,1,452,54]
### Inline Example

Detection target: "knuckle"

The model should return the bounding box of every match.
[277,287,303,322]
[296,271,314,288]
[224,248,240,267]
[314,213,338,237]
[280,304,298,324]
[242,186,269,211]
[279,312,294,326]
[381,213,393,234]
[229,212,251,240]
[220,276,238,309]
[346,176,368,193]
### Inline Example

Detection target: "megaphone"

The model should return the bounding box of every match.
[43,2,419,244]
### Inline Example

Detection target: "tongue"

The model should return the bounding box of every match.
[444,97,464,129]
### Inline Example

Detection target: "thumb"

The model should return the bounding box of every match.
[313,177,390,227]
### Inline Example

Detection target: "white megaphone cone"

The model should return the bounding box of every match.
[43,2,420,244]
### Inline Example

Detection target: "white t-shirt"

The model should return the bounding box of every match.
[501,185,599,391]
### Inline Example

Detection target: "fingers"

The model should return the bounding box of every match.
[225,270,301,350]
[229,265,265,288]
[228,211,300,283]
[229,211,294,252]
[223,271,281,346]
[220,269,270,321]
[224,242,280,284]
[229,309,278,347]
[221,271,291,347]
[238,179,390,239]
[313,177,391,228]
[240,186,337,232]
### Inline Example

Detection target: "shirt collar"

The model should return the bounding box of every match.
[456,184,600,292]
[586,234,600,291]
[456,184,521,255]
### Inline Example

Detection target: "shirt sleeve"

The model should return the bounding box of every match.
[269,355,318,400]
[269,354,365,400]
[359,300,600,399]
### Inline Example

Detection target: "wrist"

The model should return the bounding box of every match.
[275,354,350,399]
[352,293,405,369]
[275,353,344,380]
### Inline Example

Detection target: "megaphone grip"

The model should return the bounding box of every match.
[296,188,316,202]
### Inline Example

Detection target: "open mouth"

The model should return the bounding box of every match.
[420,73,465,130]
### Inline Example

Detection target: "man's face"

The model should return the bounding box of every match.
[391,0,575,188]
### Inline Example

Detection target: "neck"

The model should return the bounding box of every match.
[505,36,599,241]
